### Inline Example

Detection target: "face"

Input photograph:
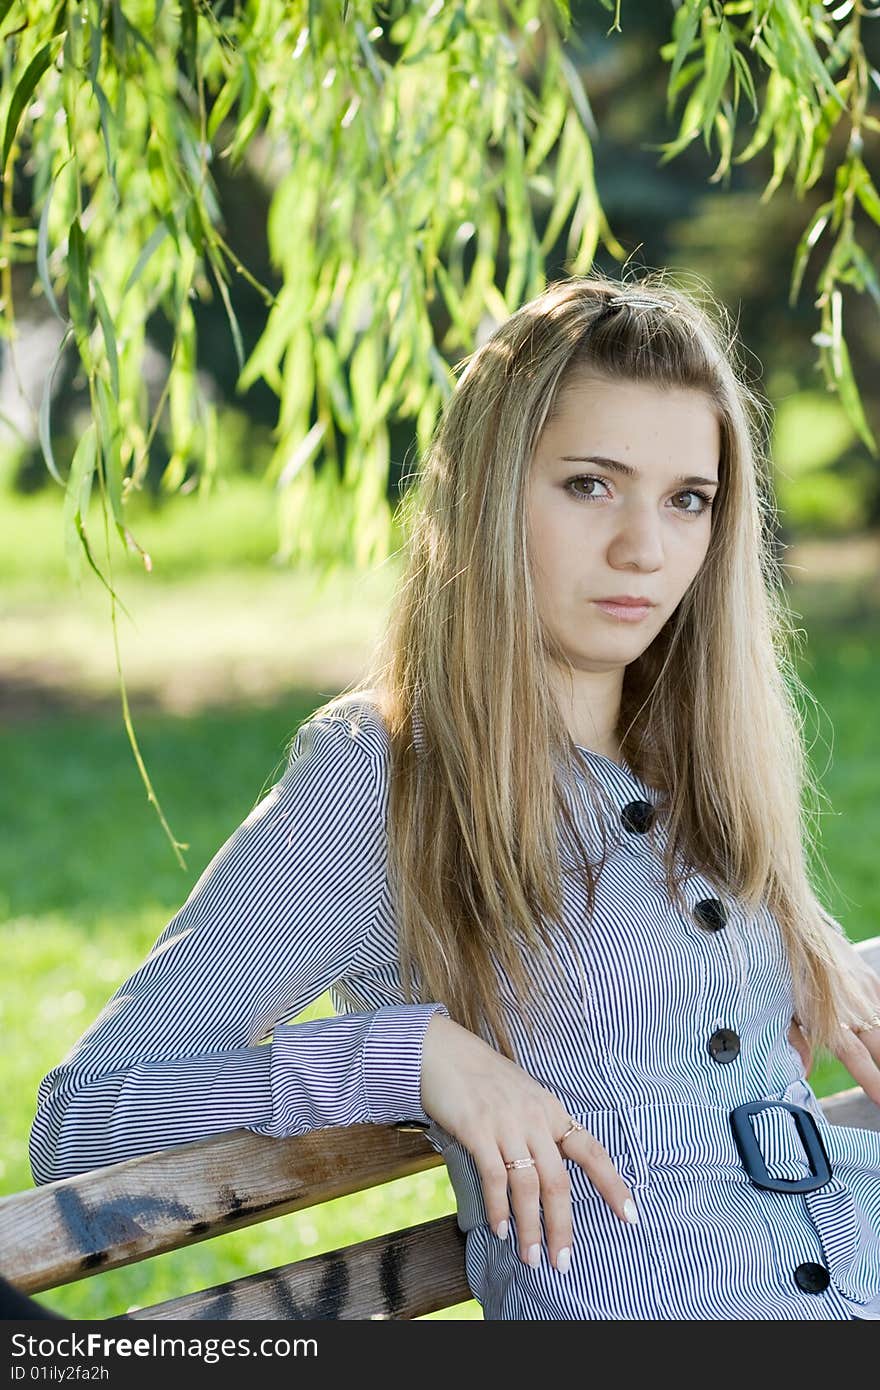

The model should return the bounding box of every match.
[526,374,721,677]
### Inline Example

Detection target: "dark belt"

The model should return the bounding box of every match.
[729,1099,833,1193]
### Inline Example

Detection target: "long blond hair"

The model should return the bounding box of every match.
[305,269,871,1062]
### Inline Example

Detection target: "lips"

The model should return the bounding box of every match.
[591,599,654,623]
[595,596,655,607]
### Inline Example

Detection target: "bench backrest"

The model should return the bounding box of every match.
[2,936,878,1320]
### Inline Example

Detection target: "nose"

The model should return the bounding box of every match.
[606,501,665,572]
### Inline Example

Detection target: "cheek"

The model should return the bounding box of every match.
[526,502,564,586]
[683,529,713,583]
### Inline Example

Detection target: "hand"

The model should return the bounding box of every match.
[420,1013,638,1276]
[787,944,880,1106]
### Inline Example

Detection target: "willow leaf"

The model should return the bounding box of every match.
[38,327,74,486]
[789,199,833,305]
[92,81,120,200]
[557,49,598,140]
[834,329,877,455]
[426,343,454,401]
[207,249,245,374]
[667,0,702,113]
[761,111,797,202]
[775,0,848,110]
[708,109,734,183]
[92,276,120,399]
[180,0,197,81]
[207,69,243,142]
[433,259,471,352]
[72,507,133,614]
[36,168,68,324]
[85,0,101,85]
[2,40,57,174]
[315,335,355,436]
[702,25,733,148]
[95,375,126,541]
[656,66,708,164]
[848,242,880,312]
[122,222,172,299]
[730,44,758,117]
[67,218,93,368]
[668,57,706,104]
[852,162,880,225]
[734,67,784,162]
[540,112,581,251]
[525,83,568,175]
[63,423,97,582]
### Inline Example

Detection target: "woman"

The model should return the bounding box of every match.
[30,273,880,1319]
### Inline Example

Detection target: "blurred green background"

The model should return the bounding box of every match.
[2,3,879,1323]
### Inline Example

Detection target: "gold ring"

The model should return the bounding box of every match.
[557,1117,586,1146]
[504,1157,536,1171]
[852,1012,880,1034]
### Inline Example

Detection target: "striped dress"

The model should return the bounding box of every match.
[30,702,880,1319]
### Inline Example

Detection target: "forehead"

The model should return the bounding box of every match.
[537,375,720,469]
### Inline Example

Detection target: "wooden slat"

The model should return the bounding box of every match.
[821,1088,880,1129]
[0,1123,443,1296]
[3,935,877,1298]
[123,1215,469,1321]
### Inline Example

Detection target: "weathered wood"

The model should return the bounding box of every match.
[5,1084,877,1300]
[0,1124,444,1296]
[822,1088,880,1130]
[3,934,877,1306]
[122,1215,469,1321]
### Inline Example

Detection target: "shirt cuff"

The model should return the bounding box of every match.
[362,1002,450,1124]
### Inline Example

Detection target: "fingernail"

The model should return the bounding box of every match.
[526,1242,541,1267]
[556,1246,571,1275]
[495,1220,508,1240]
[623,1198,639,1224]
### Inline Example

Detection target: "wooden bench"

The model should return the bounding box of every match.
[2,935,878,1321]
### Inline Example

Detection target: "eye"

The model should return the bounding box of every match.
[564,476,714,515]
[564,476,608,502]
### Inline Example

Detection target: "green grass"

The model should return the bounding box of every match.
[0,699,478,1320]
[1,499,878,1319]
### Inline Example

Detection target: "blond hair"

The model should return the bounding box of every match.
[304,269,871,1061]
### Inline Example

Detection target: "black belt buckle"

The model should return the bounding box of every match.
[729,1099,833,1193]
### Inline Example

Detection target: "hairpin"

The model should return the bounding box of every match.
[605,294,675,311]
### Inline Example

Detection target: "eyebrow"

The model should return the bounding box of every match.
[560,454,720,488]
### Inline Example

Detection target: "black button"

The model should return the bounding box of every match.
[708,1028,740,1064]
[694,898,727,932]
[794,1263,830,1294]
[621,800,654,833]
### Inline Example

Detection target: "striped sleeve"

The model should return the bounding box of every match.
[29,717,449,1185]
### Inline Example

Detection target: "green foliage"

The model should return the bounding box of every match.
[3,0,880,850]
[772,388,873,533]
[654,0,879,454]
[2,2,878,576]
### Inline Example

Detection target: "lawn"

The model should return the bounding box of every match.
[1,482,878,1319]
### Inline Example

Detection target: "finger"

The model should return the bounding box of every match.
[527,1130,573,1274]
[835,1027,880,1107]
[564,1126,638,1225]
[471,1141,514,1243]
[501,1150,544,1269]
